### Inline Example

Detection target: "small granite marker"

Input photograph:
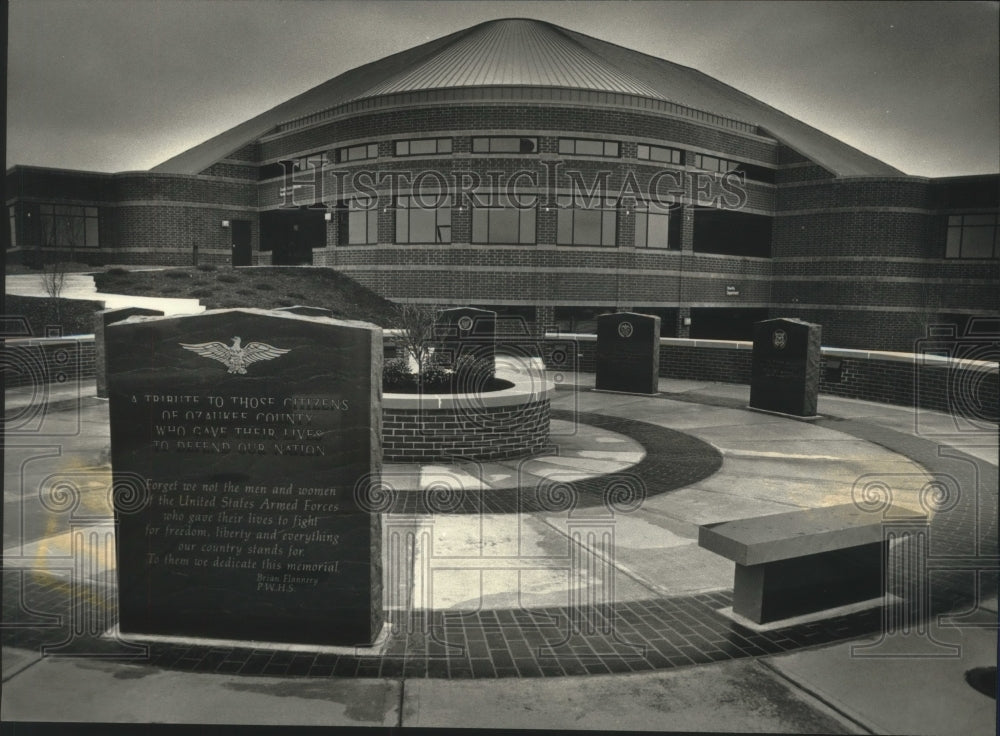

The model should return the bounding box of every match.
[107,308,382,646]
[749,317,821,418]
[595,312,661,394]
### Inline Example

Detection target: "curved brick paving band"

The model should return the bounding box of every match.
[383,410,722,515]
[3,390,995,679]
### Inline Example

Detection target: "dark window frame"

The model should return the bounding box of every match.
[338,197,379,246]
[471,204,537,245]
[636,143,684,165]
[394,138,452,157]
[558,138,620,158]
[633,202,676,249]
[394,195,453,244]
[693,153,775,184]
[556,195,618,247]
[334,143,379,164]
[946,213,999,259]
[8,206,17,249]
[289,153,328,172]
[471,137,538,154]
[37,203,100,248]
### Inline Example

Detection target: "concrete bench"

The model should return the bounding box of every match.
[698,503,928,624]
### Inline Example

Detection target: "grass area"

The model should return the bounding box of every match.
[5,295,106,336]
[93,266,401,326]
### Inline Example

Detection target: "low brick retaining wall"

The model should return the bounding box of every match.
[543,334,998,419]
[382,381,552,462]
[4,334,995,424]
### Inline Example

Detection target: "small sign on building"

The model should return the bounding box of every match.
[726,285,740,296]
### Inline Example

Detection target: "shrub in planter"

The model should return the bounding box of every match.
[418,362,453,391]
[382,357,415,390]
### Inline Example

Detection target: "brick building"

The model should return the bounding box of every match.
[6,18,998,350]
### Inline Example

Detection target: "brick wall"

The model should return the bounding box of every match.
[817,351,1000,417]
[382,399,550,462]
[540,335,999,417]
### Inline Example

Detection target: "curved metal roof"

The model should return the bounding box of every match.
[354,19,667,99]
[153,18,901,177]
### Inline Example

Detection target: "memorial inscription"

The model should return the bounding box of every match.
[107,309,382,646]
[749,317,821,418]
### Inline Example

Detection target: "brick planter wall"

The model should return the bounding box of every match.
[382,397,551,462]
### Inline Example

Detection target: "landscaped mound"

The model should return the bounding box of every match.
[94,265,400,325]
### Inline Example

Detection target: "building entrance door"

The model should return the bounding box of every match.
[231,220,252,266]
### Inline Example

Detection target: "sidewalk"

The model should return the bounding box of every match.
[5,272,205,316]
[2,375,997,731]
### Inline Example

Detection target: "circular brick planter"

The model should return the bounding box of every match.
[382,376,553,462]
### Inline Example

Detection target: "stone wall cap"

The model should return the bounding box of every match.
[384,377,553,409]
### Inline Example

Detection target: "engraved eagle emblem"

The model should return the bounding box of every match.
[179,336,291,374]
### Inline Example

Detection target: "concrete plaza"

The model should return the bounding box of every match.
[2,371,997,732]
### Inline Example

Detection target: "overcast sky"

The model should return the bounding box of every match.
[6,0,999,177]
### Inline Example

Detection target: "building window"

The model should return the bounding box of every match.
[394,138,452,156]
[554,306,615,334]
[289,153,327,171]
[556,194,617,246]
[471,137,537,154]
[471,198,536,244]
[38,204,100,248]
[8,206,16,249]
[259,154,331,180]
[395,195,452,243]
[693,153,774,183]
[634,202,675,249]
[338,197,378,245]
[558,138,619,157]
[946,214,998,258]
[637,143,684,165]
[694,154,741,173]
[334,143,378,163]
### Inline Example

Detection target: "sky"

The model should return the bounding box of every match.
[6,0,999,177]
